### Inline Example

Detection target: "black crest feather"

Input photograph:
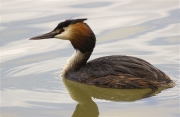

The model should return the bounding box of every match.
[54,18,87,30]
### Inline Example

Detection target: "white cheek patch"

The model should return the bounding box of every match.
[55,33,67,40]
[55,27,72,40]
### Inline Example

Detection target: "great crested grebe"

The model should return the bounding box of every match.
[30,18,174,89]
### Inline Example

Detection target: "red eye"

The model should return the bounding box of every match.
[60,29,65,33]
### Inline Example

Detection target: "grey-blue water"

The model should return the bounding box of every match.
[1,0,179,117]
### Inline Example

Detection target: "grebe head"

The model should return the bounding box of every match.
[30,18,96,53]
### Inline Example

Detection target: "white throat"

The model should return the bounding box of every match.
[62,50,89,77]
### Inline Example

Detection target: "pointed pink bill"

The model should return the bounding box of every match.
[29,31,56,40]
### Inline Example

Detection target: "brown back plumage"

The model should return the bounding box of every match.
[65,55,173,89]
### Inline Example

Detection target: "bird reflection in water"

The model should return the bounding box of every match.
[62,78,167,117]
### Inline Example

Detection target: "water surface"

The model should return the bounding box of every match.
[1,0,179,117]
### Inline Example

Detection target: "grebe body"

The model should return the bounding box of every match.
[30,18,174,89]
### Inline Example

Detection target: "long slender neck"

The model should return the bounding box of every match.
[62,50,92,77]
[61,22,96,77]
